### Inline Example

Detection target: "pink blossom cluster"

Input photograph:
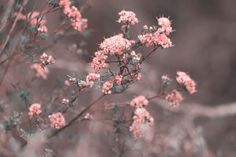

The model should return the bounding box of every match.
[130,96,149,108]
[86,73,100,87]
[59,0,87,32]
[40,53,55,65]
[165,89,184,107]
[114,75,123,86]
[102,81,113,94]
[30,63,49,79]
[129,96,153,138]
[129,107,154,138]
[138,17,173,48]
[157,16,173,35]
[176,71,197,94]
[90,34,134,92]
[48,112,66,129]
[118,10,139,25]
[91,50,108,72]
[28,103,42,118]
[28,11,48,33]
[99,34,132,55]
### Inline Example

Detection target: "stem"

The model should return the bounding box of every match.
[48,94,105,138]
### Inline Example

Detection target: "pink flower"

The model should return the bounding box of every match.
[129,107,154,138]
[102,81,113,94]
[48,112,66,129]
[138,33,153,47]
[176,71,197,94]
[61,98,69,105]
[165,89,183,107]
[152,31,173,48]
[130,96,149,108]
[30,63,49,79]
[99,34,132,55]
[28,11,48,33]
[114,75,123,86]
[40,53,55,65]
[118,10,139,25]
[59,0,87,32]
[86,73,100,87]
[28,103,42,118]
[91,51,108,72]
[157,16,173,35]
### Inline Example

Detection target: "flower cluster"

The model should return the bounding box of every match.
[129,96,153,138]
[138,17,173,48]
[86,73,100,87]
[30,63,49,79]
[176,71,197,94]
[59,0,87,32]
[91,50,108,72]
[114,75,123,86]
[165,89,183,107]
[130,95,149,108]
[157,16,173,35]
[28,103,42,118]
[99,34,132,55]
[130,107,154,138]
[40,53,55,66]
[102,81,113,94]
[28,11,48,33]
[48,112,66,129]
[118,10,139,25]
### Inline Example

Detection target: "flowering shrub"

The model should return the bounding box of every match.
[0,1,205,156]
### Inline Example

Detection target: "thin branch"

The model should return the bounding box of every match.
[0,0,29,57]
[48,94,105,138]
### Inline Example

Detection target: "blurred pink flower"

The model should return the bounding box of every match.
[28,11,48,33]
[130,107,154,138]
[165,89,183,107]
[28,103,42,118]
[40,53,55,65]
[130,96,149,108]
[30,63,49,80]
[118,10,139,25]
[176,71,197,94]
[86,73,100,87]
[59,0,87,32]
[114,75,123,86]
[48,112,66,129]
[102,81,113,94]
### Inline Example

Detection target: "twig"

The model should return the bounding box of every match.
[0,0,15,32]
[48,94,105,138]
[0,0,29,57]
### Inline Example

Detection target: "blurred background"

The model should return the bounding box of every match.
[0,0,236,157]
